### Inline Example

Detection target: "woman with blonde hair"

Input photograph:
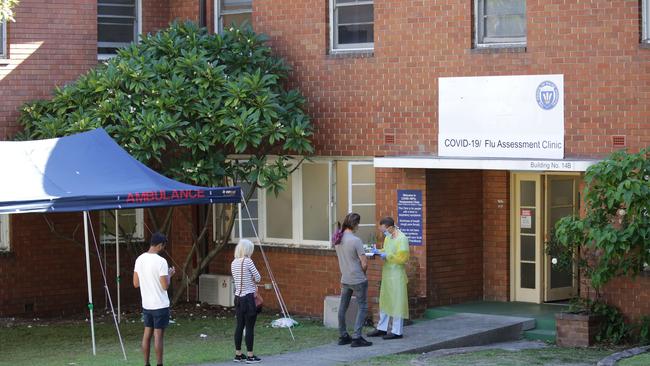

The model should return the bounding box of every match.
[231,239,262,363]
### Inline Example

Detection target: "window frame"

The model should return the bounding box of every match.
[0,215,10,252]
[217,158,374,249]
[0,20,7,59]
[474,0,527,48]
[97,0,142,60]
[348,161,376,233]
[329,0,375,53]
[641,0,650,44]
[99,208,145,244]
[214,0,253,34]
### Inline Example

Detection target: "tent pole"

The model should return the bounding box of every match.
[83,211,97,355]
[115,209,120,324]
[238,203,243,239]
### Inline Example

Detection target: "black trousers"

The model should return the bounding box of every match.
[234,293,258,352]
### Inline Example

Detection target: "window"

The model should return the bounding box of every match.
[221,159,376,247]
[475,0,526,47]
[100,209,144,243]
[0,20,6,58]
[216,0,252,33]
[330,0,374,52]
[0,215,9,251]
[232,182,260,240]
[641,0,650,43]
[98,0,141,57]
[348,162,376,244]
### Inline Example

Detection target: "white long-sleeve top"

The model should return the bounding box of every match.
[231,257,261,296]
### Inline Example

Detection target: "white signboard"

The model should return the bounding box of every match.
[439,74,564,159]
[520,209,532,229]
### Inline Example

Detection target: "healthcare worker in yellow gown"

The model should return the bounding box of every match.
[368,216,409,339]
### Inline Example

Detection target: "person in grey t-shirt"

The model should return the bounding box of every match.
[334,213,372,347]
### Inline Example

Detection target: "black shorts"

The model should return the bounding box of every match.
[143,307,170,329]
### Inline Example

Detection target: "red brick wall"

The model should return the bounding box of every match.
[591,276,650,324]
[482,171,510,301]
[0,212,141,317]
[210,246,342,316]
[169,0,198,23]
[0,0,97,140]
[253,0,650,158]
[426,170,484,306]
[142,0,171,34]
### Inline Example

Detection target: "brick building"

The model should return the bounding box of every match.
[1,0,650,323]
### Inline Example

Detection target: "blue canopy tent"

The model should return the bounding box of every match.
[0,128,242,357]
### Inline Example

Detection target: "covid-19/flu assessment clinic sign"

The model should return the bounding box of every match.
[438,74,564,159]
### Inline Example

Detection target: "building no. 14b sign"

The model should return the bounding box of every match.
[439,74,564,159]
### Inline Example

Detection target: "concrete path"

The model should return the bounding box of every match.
[192,313,532,366]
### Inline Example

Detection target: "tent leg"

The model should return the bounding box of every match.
[83,211,97,356]
[115,209,120,324]
[238,203,243,239]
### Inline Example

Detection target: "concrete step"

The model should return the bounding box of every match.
[523,328,556,342]
[192,313,533,366]
[424,308,536,331]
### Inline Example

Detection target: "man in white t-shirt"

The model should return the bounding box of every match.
[134,232,175,366]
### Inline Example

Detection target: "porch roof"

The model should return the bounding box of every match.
[373,155,600,172]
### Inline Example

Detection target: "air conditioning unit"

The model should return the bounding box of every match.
[199,274,235,307]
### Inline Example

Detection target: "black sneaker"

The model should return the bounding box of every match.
[245,355,261,364]
[367,329,387,337]
[233,354,245,362]
[382,332,403,340]
[350,337,373,347]
[338,333,352,345]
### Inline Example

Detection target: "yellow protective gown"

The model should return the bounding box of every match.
[378,230,410,319]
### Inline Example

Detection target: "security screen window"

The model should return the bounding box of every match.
[232,182,259,240]
[265,174,293,240]
[100,209,144,243]
[98,0,138,56]
[0,21,6,58]
[218,0,253,33]
[301,162,330,242]
[0,215,9,251]
[331,0,374,51]
[475,0,526,47]
[644,0,650,43]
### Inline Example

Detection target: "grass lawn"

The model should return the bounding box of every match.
[0,312,336,366]
[618,352,650,366]
[348,346,615,366]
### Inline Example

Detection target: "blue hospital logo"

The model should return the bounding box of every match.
[536,81,559,110]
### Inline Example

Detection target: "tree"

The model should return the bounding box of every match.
[17,21,314,304]
[0,0,19,22]
[553,148,650,290]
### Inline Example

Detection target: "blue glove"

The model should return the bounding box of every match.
[371,247,380,254]
[379,252,387,260]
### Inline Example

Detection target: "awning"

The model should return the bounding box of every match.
[373,155,600,172]
[0,128,242,214]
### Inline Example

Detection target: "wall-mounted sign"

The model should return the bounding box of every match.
[397,190,422,245]
[439,74,564,159]
[520,209,532,229]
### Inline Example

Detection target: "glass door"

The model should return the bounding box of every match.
[513,174,542,303]
[544,175,579,301]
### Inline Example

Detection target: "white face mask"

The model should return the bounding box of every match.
[383,230,390,238]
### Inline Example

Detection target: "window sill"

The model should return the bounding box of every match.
[0,59,8,67]
[639,42,650,50]
[0,250,15,259]
[227,241,336,256]
[327,49,374,59]
[97,54,117,61]
[471,45,527,54]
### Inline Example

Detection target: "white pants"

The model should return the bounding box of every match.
[376,311,403,335]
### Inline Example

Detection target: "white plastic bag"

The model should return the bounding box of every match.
[271,317,298,328]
